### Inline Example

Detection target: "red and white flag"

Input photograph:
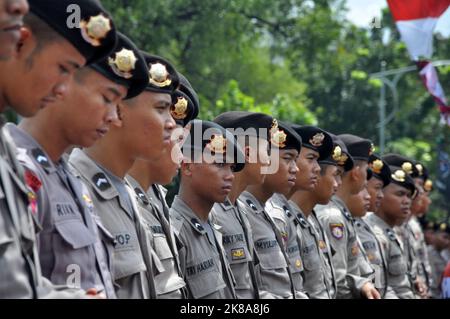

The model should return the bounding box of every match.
[417,61,450,124]
[387,0,450,124]
[387,0,450,60]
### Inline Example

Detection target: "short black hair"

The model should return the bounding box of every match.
[24,13,63,67]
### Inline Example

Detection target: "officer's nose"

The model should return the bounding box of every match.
[53,82,68,100]
[105,103,119,125]
[290,162,299,174]
[7,0,29,16]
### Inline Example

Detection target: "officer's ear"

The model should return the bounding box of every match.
[16,27,33,57]
[181,161,193,177]
[113,103,125,128]
[244,145,252,162]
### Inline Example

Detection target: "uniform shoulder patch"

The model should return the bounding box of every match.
[191,218,204,232]
[134,187,149,205]
[92,172,111,191]
[330,223,344,239]
[246,199,258,211]
[31,148,50,169]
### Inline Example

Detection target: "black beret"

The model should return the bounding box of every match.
[338,134,373,161]
[171,73,199,127]
[382,154,420,178]
[213,111,274,141]
[90,32,148,99]
[324,133,354,171]
[413,161,428,181]
[140,52,179,94]
[181,119,245,172]
[29,0,117,65]
[436,221,450,234]
[388,165,417,197]
[418,217,436,231]
[291,125,333,161]
[368,154,391,187]
[366,168,373,180]
[273,121,302,152]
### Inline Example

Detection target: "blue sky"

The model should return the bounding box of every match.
[345,0,450,37]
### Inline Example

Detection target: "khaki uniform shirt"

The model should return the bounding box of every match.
[126,175,185,298]
[238,191,295,299]
[365,213,416,299]
[170,196,236,299]
[69,148,152,299]
[315,196,374,298]
[210,197,259,298]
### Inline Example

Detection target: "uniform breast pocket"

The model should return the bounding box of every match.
[302,242,319,271]
[53,219,97,283]
[256,248,287,270]
[152,233,174,274]
[112,232,147,280]
[186,256,225,299]
[388,255,407,275]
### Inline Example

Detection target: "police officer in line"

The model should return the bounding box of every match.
[266,125,331,298]
[361,155,398,297]
[211,111,274,299]
[6,31,149,298]
[383,154,429,297]
[286,129,340,298]
[170,119,241,299]
[69,54,180,298]
[315,134,380,299]
[126,72,200,298]
[427,222,450,298]
[0,0,118,299]
[365,165,417,298]
[0,0,117,117]
[356,155,398,298]
[239,121,303,299]
[407,161,433,296]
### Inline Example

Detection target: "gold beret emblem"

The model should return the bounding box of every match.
[370,159,384,174]
[332,146,342,161]
[171,97,188,120]
[333,146,348,165]
[416,164,424,176]
[108,48,137,79]
[424,179,433,192]
[401,162,413,175]
[391,169,406,182]
[149,63,172,88]
[206,134,226,154]
[80,14,111,47]
[309,133,325,147]
[270,119,287,148]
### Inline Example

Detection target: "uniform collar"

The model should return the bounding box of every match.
[126,174,150,206]
[331,195,353,222]
[218,197,235,212]
[171,195,207,235]
[68,148,118,200]
[6,123,57,174]
[239,191,265,214]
